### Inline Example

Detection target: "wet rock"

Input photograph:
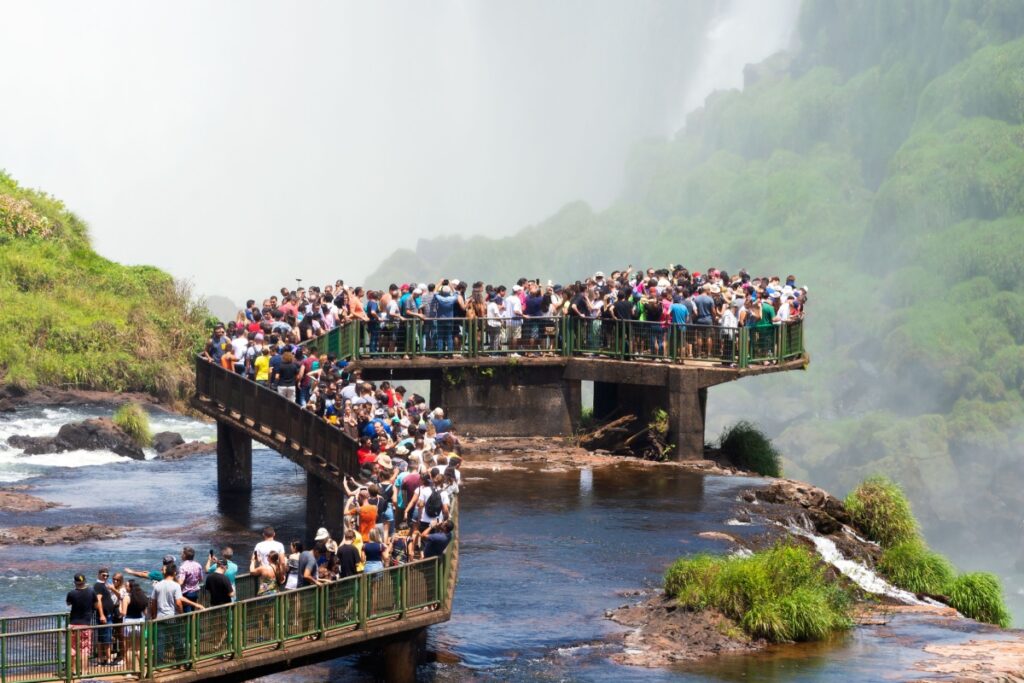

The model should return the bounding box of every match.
[0,398,16,413]
[607,593,764,666]
[753,479,851,525]
[158,440,216,460]
[152,431,185,454]
[697,531,741,543]
[7,418,145,460]
[0,524,127,545]
[0,489,60,513]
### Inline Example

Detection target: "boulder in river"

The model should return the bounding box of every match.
[152,431,185,454]
[6,417,145,460]
[158,440,216,461]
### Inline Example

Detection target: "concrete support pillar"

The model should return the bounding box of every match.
[305,472,344,542]
[216,421,252,493]
[380,628,425,683]
[562,378,582,433]
[667,370,707,461]
[438,366,577,437]
[592,381,618,420]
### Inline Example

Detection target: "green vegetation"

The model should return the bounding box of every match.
[718,421,782,477]
[946,573,1012,628]
[0,171,209,404]
[845,475,1012,626]
[844,476,918,548]
[113,403,153,447]
[364,2,1024,551]
[877,540,956,595]
[664,544,852,642]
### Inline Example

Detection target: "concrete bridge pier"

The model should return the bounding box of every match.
[216,421,252,492]
[379,628,426,683]
[305,472,344,541]
[436,365,581,437]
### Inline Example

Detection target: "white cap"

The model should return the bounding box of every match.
[413,287,423,294]
[451,279,461,286]
[512,285,523,292]
[594,271,605,278]
[417,283,427,291]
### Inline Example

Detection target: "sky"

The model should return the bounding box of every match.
[0,0,800,306]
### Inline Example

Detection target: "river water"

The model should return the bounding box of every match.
[1,405,1020,681]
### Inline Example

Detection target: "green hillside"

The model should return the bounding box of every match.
[0,171,209,403]
[367,0,1024,544]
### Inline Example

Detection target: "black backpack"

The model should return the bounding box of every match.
[425,488,443,518]
[375,485,391,522]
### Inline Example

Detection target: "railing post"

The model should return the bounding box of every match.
[358,575,368,630]
[64,625,72,683]
[738,327,749,368]
[233,602,243,660]
[399,565,408,617]
[189,612,197,670]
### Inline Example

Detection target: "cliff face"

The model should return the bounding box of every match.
[0,171,209,402]
[365,1,1024,543]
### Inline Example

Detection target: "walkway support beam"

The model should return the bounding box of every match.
[216,421,252,492]
[306,471,344,540]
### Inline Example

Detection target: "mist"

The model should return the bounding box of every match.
[0,0,795,306]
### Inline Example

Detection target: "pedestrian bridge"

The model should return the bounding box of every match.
[0,505,458,683]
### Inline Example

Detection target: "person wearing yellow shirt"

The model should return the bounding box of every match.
[254,348,271,384]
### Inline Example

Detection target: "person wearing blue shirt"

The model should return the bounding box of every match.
[433,285,458,353]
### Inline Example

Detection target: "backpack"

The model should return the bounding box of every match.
[375,485,392,522]
[425,488,443,518]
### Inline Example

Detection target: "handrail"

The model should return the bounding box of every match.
[194,355,360,476]
[302,317,805,368]
[0,503,458,682]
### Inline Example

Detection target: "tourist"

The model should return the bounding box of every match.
[284,540,303,590]
[124,554,176,583]
[254,526,286,566]
[150,563,203,616]
[122,580,147,670]
[109,572,128,665]
[421,519,454,559]
[175,547,204,613]
[299,544,322,587]
[204,560,235,607]
[362,528,388,573]
[93,568,115,666]
[205,547,238,592]
[250,550,287,597]
[336,530,361,579]
[67,574,99,666]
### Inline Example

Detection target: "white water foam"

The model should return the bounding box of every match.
[787,524,930,606]
[0,406,214,482]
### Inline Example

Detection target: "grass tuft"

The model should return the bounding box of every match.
[877,540,956,595]
[844,476,918,548]
[664,543,852,643]
[946,572,1011,628]
[113,403,153,447]
[718,421,782,477]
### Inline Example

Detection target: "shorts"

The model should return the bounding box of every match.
[97,623,113,645]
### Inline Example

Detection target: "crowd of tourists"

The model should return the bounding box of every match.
[65,448,458,667]
[203,264,807,372]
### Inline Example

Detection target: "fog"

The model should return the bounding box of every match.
[0,0,798,306]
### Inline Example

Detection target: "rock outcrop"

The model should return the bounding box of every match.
[158,440,216,461]
[7,418,145,460]
[152,431,185,454]
[0,524,127,545]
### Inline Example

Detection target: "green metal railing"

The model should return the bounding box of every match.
[0,548,451,682]
[303,317,805,368]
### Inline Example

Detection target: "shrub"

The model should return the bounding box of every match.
[844,476,918,548]
[946,572,1011,628]
[877,540,956,595]
[113,403,152,447]
[718,421,782,477]
[663,543,852,643]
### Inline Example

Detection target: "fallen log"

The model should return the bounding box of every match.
[578,414,638,450]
